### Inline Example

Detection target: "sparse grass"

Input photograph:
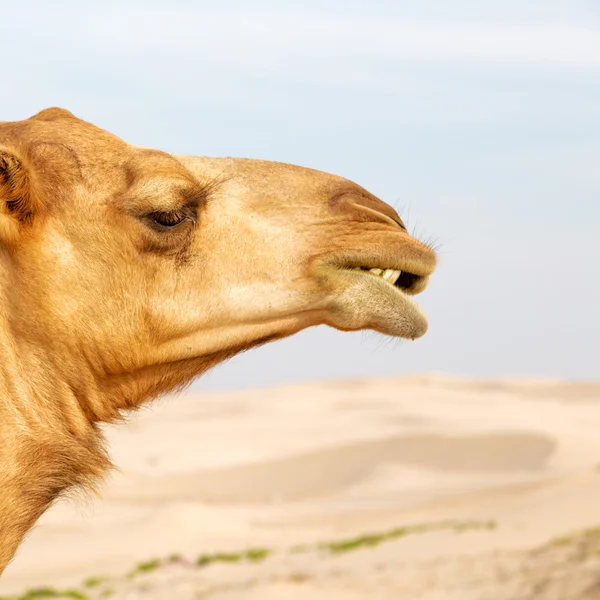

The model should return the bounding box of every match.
[214,553,243,563]
[10,590,88,600]
[552,525,600,547]
[127,558,162,578]
[244,548,271,562]
[122,553,185,578]
[196,554,212,567]
[553,534,573,547]
[196,548,271,567]
[82,577,106,589]
[7,519,496,598]
[579,525,600,541]
[197,553,217,566]
[197,552,242,566]
[321,520,496,554]
[135,559,162,573]
[167,553,182,563]
[452,520,496,533]
[21,590,59,599]
[323,533,388,553]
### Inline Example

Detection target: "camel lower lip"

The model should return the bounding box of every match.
[322,266,429,339]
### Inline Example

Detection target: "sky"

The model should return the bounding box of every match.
[2,1,599,389]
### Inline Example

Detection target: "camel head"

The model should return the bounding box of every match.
[0,108,436,421]
[0,107,437,573]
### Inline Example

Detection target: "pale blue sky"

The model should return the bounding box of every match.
[2,1,599,388]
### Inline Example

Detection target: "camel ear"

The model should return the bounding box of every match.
[0,147,35,243]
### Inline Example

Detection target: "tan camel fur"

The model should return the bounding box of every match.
[0,108,436,573]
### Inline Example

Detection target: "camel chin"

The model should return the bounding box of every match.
[320,266,430,340]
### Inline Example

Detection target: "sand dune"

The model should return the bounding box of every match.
[109,432,555,504]
[1,376,600,599]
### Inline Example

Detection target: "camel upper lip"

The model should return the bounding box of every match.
[315,230,436,302]
[323,240,436,278]
[323,253,434,289]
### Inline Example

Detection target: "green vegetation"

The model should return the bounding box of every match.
[124,553,185,578]
[82,578,106,589]
[212,553,242,563]
[244,548,271,562]
[552,525,600,547]
[6,519,495,599]
[126,558,162,579]
[134,559,161,573]
[3,589,89,600]
[22,590,59,599]
[196,548,270,567]
[321,520,496,554]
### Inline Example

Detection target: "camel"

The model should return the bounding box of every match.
[0,108,436,574]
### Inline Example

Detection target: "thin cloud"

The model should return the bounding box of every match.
[68,13,600,71]
[4,5,600,72]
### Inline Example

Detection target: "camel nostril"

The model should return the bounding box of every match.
[332,188,405,230]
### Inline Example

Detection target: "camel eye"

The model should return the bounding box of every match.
[148,210,189,229]
[139,206,197,253]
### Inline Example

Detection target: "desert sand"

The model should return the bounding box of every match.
[2,375,600,599]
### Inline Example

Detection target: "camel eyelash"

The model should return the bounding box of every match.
[146,208,196,230]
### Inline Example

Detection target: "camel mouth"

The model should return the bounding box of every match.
[353,266,428,296]
[317,252,434,340]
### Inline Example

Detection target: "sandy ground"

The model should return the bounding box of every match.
[2,375,600,599]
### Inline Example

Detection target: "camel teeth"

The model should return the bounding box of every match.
[365,268,401,285]
[389,269,402,284]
